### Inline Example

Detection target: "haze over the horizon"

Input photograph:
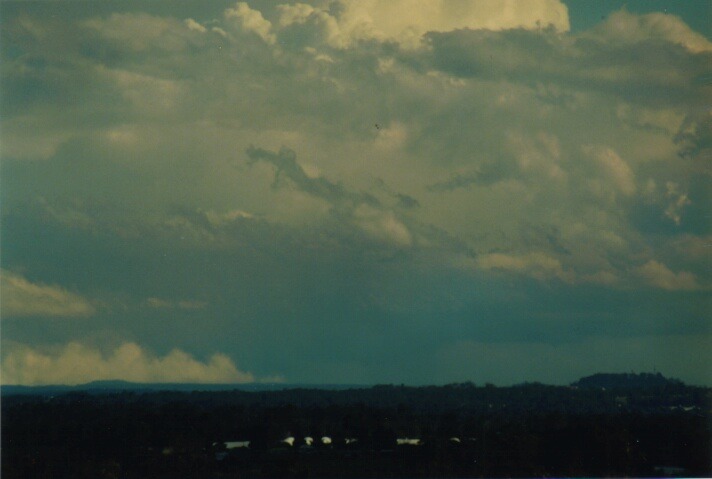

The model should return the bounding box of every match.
[1,0,710,387]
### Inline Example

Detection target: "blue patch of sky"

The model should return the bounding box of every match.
[564,0,711,38]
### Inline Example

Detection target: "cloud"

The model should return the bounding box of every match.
[1,270,95,318]
[584,145,636,196]
[428,166,512,191]
[636,260,700,291]
[146,297,207,310]
[354,204,413,246]
[336,0,569,47]
[225,2,276,44]
[271,0,569,50]
[1,342,256,385]
[185,18,207,33]
[424,22,709,109]
[245,146,366,206]
[663,181,692,225]
[588,9,712,53]
[476,252,572,282]
[1,3,710,385]
[83,13,199,52]
[245,146,421,248]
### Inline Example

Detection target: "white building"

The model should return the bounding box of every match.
[397,438,422,446]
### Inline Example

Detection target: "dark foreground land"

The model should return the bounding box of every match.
[2,373,711,478]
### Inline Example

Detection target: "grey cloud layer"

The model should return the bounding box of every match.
[1,1,710,384]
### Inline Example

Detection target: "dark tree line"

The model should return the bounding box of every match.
[2,380,710,478]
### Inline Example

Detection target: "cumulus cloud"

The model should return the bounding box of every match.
[476,252,572,282]
[1,270,95,318]
[663,181,692,225]
[225,2,276,44]
[83,13,198,52]
[336,0,569,47]
[636,260,700,291]
[354,204,413,247]
[1,2,710,385]
[185,18,206,33]
[204,209,255,226]
[424,21,709,109]
[271,0,569,49]
[589,9,712,53]
[585,145,636,196]
[1,342,256,385]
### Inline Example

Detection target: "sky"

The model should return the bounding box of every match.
[1,0,710,387]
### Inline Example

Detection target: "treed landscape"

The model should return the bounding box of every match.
[2,373,710,478]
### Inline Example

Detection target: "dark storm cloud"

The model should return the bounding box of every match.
[427,159,516,192]
[421,20,711,108]
[246,146,380,208]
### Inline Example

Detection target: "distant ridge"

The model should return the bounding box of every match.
[1,381,364,396]
[571,372,684,389]
[3,372,693,396]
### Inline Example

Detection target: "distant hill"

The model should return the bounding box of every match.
[1,381,363,396]
[2,372,693,396]
[571,372,684,389]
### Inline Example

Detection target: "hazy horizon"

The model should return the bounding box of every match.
[2,0,710,387]
[2,371,706,390]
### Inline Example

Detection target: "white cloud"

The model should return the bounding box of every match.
[204,209,255,226]
[636,260,700,291]
[1,270,95,318]
[584,145,636,196]
[1,342,256,385]
[508,131,566,182]
[354,204,413,247]
[477,252,572,282]
[225,2,276,44]
[277,3,317,27]
[591,9,712,53]
[663,181,691,225]
[336,0,569,47]
[99,66,184,115]
[270,0,569,49]
[83,13,196,52]
[374,122,408,150]
[185,18,206,33]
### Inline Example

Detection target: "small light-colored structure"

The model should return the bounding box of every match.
[281,436,295,446]
[225,441,250,449]
[397,438,422,446]
[321,436,332,445]
[304,436,314,446]
[345,438,358,445]
[449,437,461,443]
